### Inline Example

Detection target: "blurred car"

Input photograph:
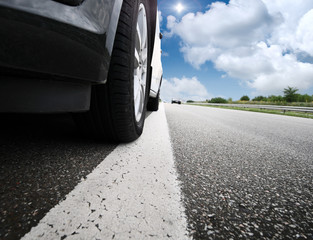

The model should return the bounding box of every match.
[171,99,181,104]
[0,0,162,142]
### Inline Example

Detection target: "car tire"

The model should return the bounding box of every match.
[74,0,152,142]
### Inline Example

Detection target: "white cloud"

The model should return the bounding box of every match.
[296,9,313,56]
[160,76,210,102]
[166,0,313,94]
[158,10,163,26]
[164,15,177,38]
[162,51,169,57]
[215,42,313,93]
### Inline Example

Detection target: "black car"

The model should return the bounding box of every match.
[171,99,181,104]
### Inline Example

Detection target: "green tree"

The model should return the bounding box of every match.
[298,94,313,102]
[268,95,284,102]
[209,97,228,103]
[284,86,299,102]
[252,96,267,101]
[240,95,250,101]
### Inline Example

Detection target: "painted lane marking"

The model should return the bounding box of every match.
[22,103,189,240]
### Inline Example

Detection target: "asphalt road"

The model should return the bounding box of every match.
[1,104,313,240]
[0,106,188,240]
[165,104,313,240]
[0,113,117,239]
[21,104,188,240]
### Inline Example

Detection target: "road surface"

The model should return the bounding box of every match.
[0,105,188,240]
[1,103,312,239]
[165,104,313,239]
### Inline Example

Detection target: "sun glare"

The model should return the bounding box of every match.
[175,3,184,13]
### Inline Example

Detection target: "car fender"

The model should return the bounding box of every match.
[150,8,163,98]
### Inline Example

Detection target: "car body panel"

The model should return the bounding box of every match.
[0,0,123,84]
[53,0,85,6]
[0,0,120,35]
[0,0,161,113]
[150,10,163,98]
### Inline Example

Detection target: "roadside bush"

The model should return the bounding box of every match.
[240,95,250,101]
[268,95,285,103]
[252,96,267,101]
[209,97,228,103]
[297,94,313,102]
[187,100,194,103]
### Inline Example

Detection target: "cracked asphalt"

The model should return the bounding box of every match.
[0,113,117,240]
[1,104,313,240]
[1,105,188,240]
[20,103,188,240]
[165,104,313,240]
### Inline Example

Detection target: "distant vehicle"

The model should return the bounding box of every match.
[0,0,163,142]
[171,99,182,104]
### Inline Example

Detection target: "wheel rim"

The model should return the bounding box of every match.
[134,3,148,122]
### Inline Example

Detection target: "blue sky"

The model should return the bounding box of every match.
[158,0,313,102]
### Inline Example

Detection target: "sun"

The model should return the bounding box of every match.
[175,3,184,13]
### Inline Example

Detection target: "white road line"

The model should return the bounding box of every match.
[22,103,189,240]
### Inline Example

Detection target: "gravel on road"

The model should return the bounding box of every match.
[0,114,117,240]
[165,104,313,240]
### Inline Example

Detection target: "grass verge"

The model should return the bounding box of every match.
[189,104,313,119]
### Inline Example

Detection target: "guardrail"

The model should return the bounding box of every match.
[193,103,313,113]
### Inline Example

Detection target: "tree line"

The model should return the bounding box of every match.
[206,87,313,104]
